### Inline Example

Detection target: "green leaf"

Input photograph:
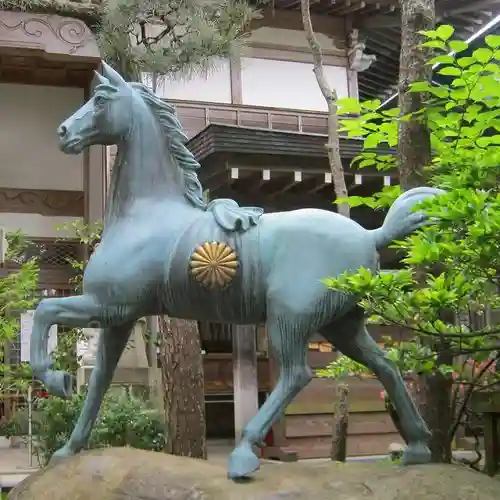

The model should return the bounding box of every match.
[451,78,466,88]
[438,66,462,76]
[485,35,500,49]
[429,87,450,99]
[428,55,455,65]
[409,81,433,93]
[358,158,376,168]
[472,48,493,64]
[381,108,400,118]
[337,97,361,114]
[457,57,475,68]
[364,134,381,149]
[436,25,455,41]
[448,40,468,53]
[418,29,438,39]
[422,40,447,50]
[361,99,382,111]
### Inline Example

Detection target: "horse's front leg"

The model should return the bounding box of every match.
[30,294,104,397]
[51,323,134,461]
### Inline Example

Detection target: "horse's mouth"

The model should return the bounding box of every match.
[60,137,84,154]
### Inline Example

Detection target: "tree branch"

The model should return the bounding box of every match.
[300,0,349,217]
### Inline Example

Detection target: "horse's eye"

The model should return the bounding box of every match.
[94,95,106,107]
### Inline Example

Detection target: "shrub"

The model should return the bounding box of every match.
[32,388,165,465]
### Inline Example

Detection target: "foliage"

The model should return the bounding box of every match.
[61,219,103,292]
[0,417,22,438]
[98,0,260,80]
[32,388,165,465]
[317,336,436,379]
[45,220,105,375]
[322,27,500,454]
[0,0,260,81]
[0,232,39,397]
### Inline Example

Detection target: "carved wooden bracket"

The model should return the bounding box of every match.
[0,187,84,216]
[0,10,100,62]
[348,29,376,73]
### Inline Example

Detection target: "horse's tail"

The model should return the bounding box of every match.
[369,186,444,251]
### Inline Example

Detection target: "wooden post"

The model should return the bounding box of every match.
[331,382,349,462]
[232,325,259,444]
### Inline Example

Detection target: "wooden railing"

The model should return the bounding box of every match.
[6,237,81,268]
[1,237,81,287]
[170,100,331,139]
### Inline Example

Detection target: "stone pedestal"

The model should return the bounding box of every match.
[8,447,500,500]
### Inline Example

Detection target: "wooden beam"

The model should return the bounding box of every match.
[250,7,345,37]
[248,169,272,195]
[232,325,259,444]
[334,1,367,16]
[306,172,333,194]
[273,171,303,197]
[356,0,500,29]
[355,13,400,29]
[441,0,500,18]
[365,37,400,58]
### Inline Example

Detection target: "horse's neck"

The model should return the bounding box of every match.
[105,120,185,225]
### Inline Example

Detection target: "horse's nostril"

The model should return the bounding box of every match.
[58,125,68,138]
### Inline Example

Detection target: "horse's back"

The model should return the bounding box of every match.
[258,208,376,321]
[259,208,375,274]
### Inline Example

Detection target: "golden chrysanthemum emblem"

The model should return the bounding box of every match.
[189,241,238,288]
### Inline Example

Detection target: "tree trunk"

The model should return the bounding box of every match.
[159,317,207,459]
[397,0,435,190]
[300,0,350,218]
[398,0,453,463]
[330,382,349,461]
[408,368,453,463]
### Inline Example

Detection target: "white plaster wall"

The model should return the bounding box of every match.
[247,26,342,53]
[240,58,349,111]
[0,84,84,191]
[144,60,232,103]
[0,213,80,238]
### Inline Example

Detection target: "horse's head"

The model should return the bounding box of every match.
[57,62,141,154]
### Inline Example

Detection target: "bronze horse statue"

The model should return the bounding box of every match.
[31,62,437,479]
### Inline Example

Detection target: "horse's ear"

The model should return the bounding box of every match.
[101,62,127,88]
[93,71,109,87]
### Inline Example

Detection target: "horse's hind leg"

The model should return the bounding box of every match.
[51,322,134,461]
[319,307,431,465]
[227,318,312,479]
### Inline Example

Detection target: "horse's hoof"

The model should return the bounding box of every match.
[44,370,74,399]
[227,444,261,480]
[50,445,76,465]
[403,442,431,465]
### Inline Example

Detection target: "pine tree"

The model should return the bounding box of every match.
[97,0,257,81]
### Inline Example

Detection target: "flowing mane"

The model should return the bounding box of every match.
[129,82,207,210]
[129,82,264,233]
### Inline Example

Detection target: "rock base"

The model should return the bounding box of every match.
[8,447,499,500]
